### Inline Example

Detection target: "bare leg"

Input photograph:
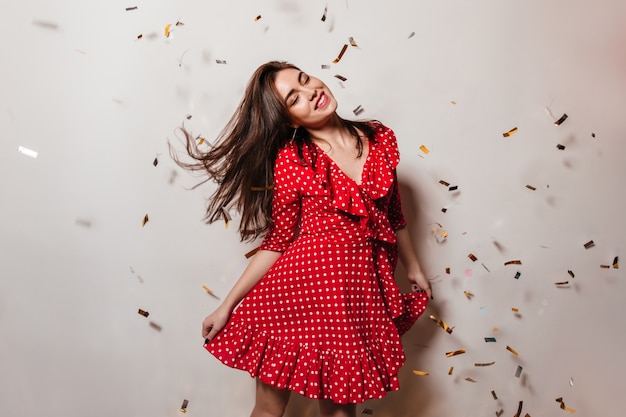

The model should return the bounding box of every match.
[318,399,356,417]
[250,379,291,417]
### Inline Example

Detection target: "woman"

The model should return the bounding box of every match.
[176,61,431,417]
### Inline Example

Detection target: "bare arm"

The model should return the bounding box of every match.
[202,249,282,340]
[396,227,432,299]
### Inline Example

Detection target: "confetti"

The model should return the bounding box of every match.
[569,377,574,387]
[142,214,149,227]
[475,361,496,367]
[485,337,497,343]
[334,74,347,81]
[556,397,576,413]
[222,208,232,228]
[514,401,523,417]
[164,23,172,37]
[514,271,521,279]
[512,307,519,313]
[554,113,568,126]
[180,399,189,413]
[138,308,149,317]
[419,144,430,154]
[525,184,536,190]
[614,256,619,268]
[348,37,358,47]
[412,370,429,376]
[592,132,596,137]
[353,105,364,116]
[408,31,415,39]
[332,44,348,63]
[125,6,138,11]
[153,157,159,166]
[491,390,498,400]
[504,260,522,266]
[515,365,523,377]
[216,59,227,64]
[482,263,490,272]
[439,180,450,187]
[557,144,566,150]
[254,15,262,21]
[149,321,162,331]
[245,247,260,258]
[506,345,519,356]
[429,315,454,334]
[503,127,518,137]
[448,366,454,375]
[468,253,477,262]
[137,34,143,40]
[18,146,38,158]
[445,348,466,357]
[446,268,451,274]
[583,240,595,249]
[555,281,570,286]
[464,291,473,299]
[202,285,214,295]
[32,20,59,30]
[321,64,331,69]
[496,409,504,417]
[251,184,275,191]
[451,100,457,105]
[600,264,610,269]
[449,185,459,191]
[465,378,477,383]
[441,207,447,213]
[321,5,328,21]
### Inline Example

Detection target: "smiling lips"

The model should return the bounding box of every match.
[315,92,328,110]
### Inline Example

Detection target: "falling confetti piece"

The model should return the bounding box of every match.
[180,399,189,413]
[503,127,518,137]
[465,378,477,383]
[512,307,519,313]
[491,391,498,400]
[429,315,454,334]
[479,306,488,315]
[567,270,575,278]
[514,401,524,417]
[475,361,496,367]
[555,281,570,286]
[446,268,451,274]
[515,365,523,377]
[584,240,595,249]
[33,20,59,29]
[464,291,473,299]
[613,256,619,268]
[251,184,275,191]
[439,180,450,187]
[506,345,519,356]
[149,321,162,331]
[408,31,415,39]
[419,144,430,154]
[451,100,457,105]
[125,6,138,11]
[600,264,610,269]
[164,23,172,37]
[485,337,497,342]
[153,157,158,166]
[245,247,260,258]
[137,34,143,39]
[222,208,232,228]
[554,113,568,126]
[332,44,348,63]
[514,271,521,279]
[525,184,537,190]
[216,59,227,64]
[142,214,149,227]
[468,253,477,262]
[18,146,38,158]
[448,366,454,375]
[504,260,522,266]
[202,285,214,295]
[569,377,574,387]
[449,185,459,191]
[138,308,149,317]
[353,105,364,116]
[481,263,491,272]
[254,15,262,21]
[321,64,331,69]
[496,409,504,417]
[412,370,429,376]
[348,36,358,47]
[445,349,466,357]
[557,144,566,150]
[592,132,596,137]
[334,74,347,81]
[321,5,328,21]
[556,397,576,413]
[493,327,500,332]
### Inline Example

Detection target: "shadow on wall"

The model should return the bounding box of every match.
[284,180,441,417]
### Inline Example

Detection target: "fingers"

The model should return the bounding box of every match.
[412,283,434,300]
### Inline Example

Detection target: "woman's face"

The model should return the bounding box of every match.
[273,68,338,129]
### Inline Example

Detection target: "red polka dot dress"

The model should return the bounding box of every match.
[205,123,428,404]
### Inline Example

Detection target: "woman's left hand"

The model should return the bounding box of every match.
[408,269,432,300]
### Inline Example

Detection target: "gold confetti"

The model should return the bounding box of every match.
[465,377,477,382]
[514,401,523,417]
[197,136,205,145]
[254,15,262,21]
[419,144,430,154]
[138,308,149,317]
[222,208,231,228]
[202,285,214,295]
[493,327,500,332]
[164,23,172,37]
[503,127,518,137]
[555,281,570,286]
[412,370,429,376]
[584,240,595,249]
[439,180,450,187]
[332,44,348,63]
[464,291,473,299]
[600,264,610,269]
[512,307,519,313]
[554,113,568,126]
[504,260,522,266]
[448,366,454,375]
[180,399,189,413]
[245,247,260,259]
[556,397,576,413]
[348,36,358,47]
[475,361,496,367]
[468,253,477,262]
[445,348,466,357]
[429,315,454,334]
[506,345,519,356]
[137,34,143,39]
[251,184,275,191]
[142,214,149,227]
[451,100,457,105]
[446,267,451,274]
[334,74,347,81]
[568,270,575,278]
[613,256,619,268]
[525,184,537,190]
[557,144,566,150]
[491,390,498,400]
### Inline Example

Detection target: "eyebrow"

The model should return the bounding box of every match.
[284,71,306,104]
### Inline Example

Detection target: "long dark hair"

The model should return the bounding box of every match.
[171,61,376,241]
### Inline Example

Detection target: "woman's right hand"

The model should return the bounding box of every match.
[202,307,231,342]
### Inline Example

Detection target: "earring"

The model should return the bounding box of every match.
[291,126,298,140]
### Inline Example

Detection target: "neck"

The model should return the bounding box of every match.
[305,115,353,147]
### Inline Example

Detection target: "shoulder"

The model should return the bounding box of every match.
[368,121,398,150]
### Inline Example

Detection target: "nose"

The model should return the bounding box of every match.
[304,86,317,101]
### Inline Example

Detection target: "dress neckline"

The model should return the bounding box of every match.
[313,140,372,186]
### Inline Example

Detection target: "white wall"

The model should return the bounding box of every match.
[1,0,625,416]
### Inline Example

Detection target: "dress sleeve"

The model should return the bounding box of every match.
[259,148,302,252]
[388,169,407,231]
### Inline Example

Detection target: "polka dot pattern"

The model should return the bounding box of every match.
[205,123,428,404]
